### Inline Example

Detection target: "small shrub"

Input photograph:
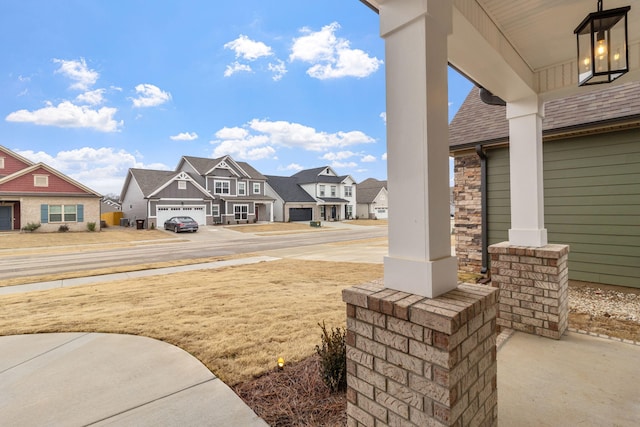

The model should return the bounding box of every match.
[315,321,347,393]
[150,222,155,230]
[87,222,97,232]
[58,224,69,232]
[21,222,41,232]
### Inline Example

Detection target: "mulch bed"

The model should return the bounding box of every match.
[234,355,346,427]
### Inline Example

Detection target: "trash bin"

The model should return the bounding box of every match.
[135,219,145,229]
[119,218,129,227]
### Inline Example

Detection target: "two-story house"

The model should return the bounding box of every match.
[265,166,356,222]
[120,155,273,228]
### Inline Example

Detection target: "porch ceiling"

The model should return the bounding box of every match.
[362,0,640,101]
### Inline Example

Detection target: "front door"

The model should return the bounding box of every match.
[331,206,337,220]
[0,206,12,230]
[255,205,259,221]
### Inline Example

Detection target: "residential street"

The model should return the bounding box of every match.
[0,224,387,281]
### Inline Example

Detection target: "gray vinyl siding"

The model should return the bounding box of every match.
[486,129,640,288]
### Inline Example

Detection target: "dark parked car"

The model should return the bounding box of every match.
[164,216,199,233]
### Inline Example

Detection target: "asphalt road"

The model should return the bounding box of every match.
[0,225,387,280]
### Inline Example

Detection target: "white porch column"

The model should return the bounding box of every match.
[506,96,548,247]
[380,0,457,298]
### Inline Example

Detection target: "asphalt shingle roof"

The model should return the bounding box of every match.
[129,169,179,196]
[182,156,221,176]
[356,178,387,204]
[450,82,640,149]
[265,175,316,203]
[237,161,267,180]
[291,167,343,184]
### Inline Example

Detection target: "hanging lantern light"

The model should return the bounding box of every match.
[574,0,631,86]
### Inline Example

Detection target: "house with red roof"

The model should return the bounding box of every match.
[0,145,102,232]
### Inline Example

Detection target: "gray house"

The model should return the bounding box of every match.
[264,175,318,222]
[450,82,640,288]
[120,155,274,228]
[266,166,357,222]
[355,178,388,219]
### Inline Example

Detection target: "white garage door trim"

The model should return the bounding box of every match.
[374,207,388,219]
[157,206,207,226]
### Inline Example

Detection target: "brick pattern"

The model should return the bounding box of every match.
[488,242,569,340]
[453,153,483,274]
[343,282,498,427]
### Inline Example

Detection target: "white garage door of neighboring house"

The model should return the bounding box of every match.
[157,206,206,226]
[374,207,388,219]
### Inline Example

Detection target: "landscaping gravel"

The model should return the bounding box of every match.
[570,285,640,322]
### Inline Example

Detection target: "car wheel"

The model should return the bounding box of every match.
[174,225,179,233]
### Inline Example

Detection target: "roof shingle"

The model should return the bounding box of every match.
[450,82,640,149]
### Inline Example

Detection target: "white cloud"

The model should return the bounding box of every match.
[211,119,375,161]
[248,119,374,151]
[170,132,198,141]
[322,151,356,161]
[282,163,304,172]
[213,140,275,161]
[131,84,171,108]
[331,161,358,169]
[224,61,253,77]
[380,112,387,124]
[381,152,387,160]
[6,101,121,132]
[15,147,170,195]
[268,60,287,81]
[76,89,105,105]
[290,22,382,80]
[53,58,99,91]
[361,154,376,162]
[224,35,273,61]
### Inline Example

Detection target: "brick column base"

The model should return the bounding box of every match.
[343,282,498,427]
[488,242,569,339]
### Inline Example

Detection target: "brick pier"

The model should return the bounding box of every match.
[343,282,498,427]
[488,242,569,339]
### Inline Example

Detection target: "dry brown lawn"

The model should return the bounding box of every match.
[0,229,173,252]
[0,255,248,288]
[345,219,387,226]
[0,259,383,386]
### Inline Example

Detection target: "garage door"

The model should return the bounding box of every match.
[289,208,312,221]
[157,206,206,226]
[374,207,388,219]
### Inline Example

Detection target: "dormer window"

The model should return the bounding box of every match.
[34,174,49,187]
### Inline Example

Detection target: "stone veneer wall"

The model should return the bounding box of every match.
[488,242,569,339]
[453,153,483,274]
[343,282,498,427]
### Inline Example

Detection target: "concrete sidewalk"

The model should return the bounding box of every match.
[0,333,267,426]
[2,325,639,425]
[0,256,280,296]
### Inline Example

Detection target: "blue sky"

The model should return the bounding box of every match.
[0,0,473,196]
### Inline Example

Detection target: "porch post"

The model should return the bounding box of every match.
[506,95,548,247]
[488,96,569,340]
[381,0,457,299]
